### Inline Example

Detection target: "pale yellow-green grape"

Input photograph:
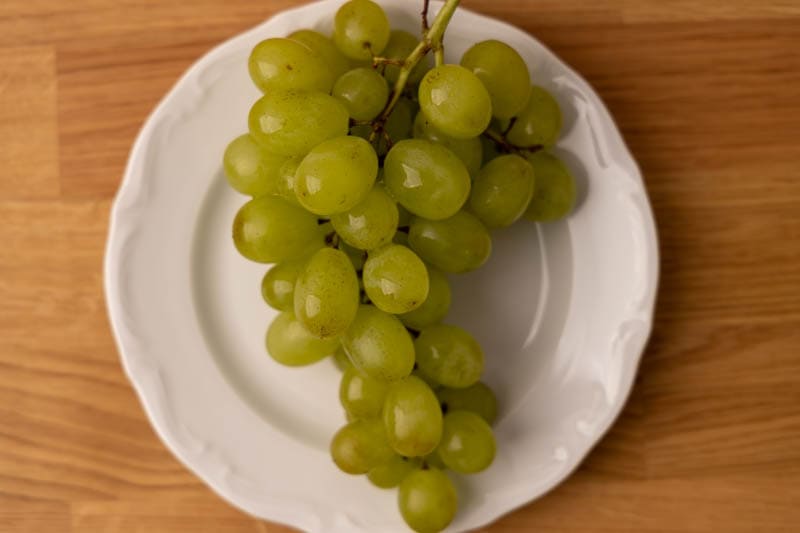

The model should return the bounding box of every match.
[412,112,482,178]
[460,39,531,120]
[222,134,284,197]
[266,312,339,366]
[408,211,492,273]
[469,154,536,228]
[293,247,359,339]
[288,29,351,79]
[419,64,492,139]
[363,244,429,314]
[399,265,451,330]
[340,242,367,271]
[295,136,378,215]
[339,366,389,419]
[333,0,390,60]
[331,186,399,250]
[330,418,394,474]
[436,411,496,473]
[333,346,353,371]
[333,67,389,121]
[398,468,457,533]
[232,196,319,263]
[383,376,443,457]
[342,305,415,381]
[248,90,349,157]
[248,38,334,94]
[437,382,498,425]
[524,151,576,222]
[367,455,419,489]
[383,139,471,220]
[382,30,430,84]
[506,85,563,147]
[260,256,306,311]
[415,324,484,388]
[275,157,302,206]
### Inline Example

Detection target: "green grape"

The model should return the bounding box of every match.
[382,30,430,84]
[248,90,349,157]
[436,411,496,473]
[412,112,482,178]
[437,382,498,425]
[274,157,302,206]
[408,211,492,273]
[524,151,576,221]
[295,136,378,215]
[423,452,446,470]
[222,134,284,197]
[383,376,443,457]
[419,64,492,139]
[368,455,419,488]
[293,247,359,339]
[288,29,351,79]
[331,186,398,250]
[333,345,353,371]
[469,154,536,228]
[232,196,319,263]
[330,418,394,475]
[383,139,471,220]
[260,256,306,311]
[340,242,367,271]
[339,367,389,419]
[349,98,414,157]
[363,244,429,314]
[333,67,389,121]
[398,468,457,533]
[415,324,484,388]
[342,305,415,381]
[399,266,451,330]
[266,312,339,366]
[460,39,531,120]
[248,37,334,94]
[506,85,563,147]
[333,0,390,60]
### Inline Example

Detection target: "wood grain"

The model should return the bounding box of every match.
[1,1,799,531]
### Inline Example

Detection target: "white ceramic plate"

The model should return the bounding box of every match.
[104,0,658,531]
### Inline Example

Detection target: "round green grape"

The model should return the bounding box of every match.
[398,468,457,533]
[384,139,471,220]
[222,134,284,197]
[382,30,430,84]
[331,186,398,250]
[408,211,492,273]
[342,305,415,381]
[460,39,531,120]
[506,85,562,147]
[524,151,576,221]
[437,410,496,473]
[415,324,484,388]
[333,67,389,121]
[232,196,319,263]
[363,244,429,314]
[368,455,419,489]
[295,136,378,215]
[333,0,390,60]
[248,37,334,94]
[260,256,306,311]
[412,112,482,178]
[288,29,351,79]
[339,366,389,420]
[399,266,451,330]
[437,382,498,425]
[266,312,339,366]
[419,64,492,139]
[469,154,535,228]
[333,346,353,371]
[383,376,443,457]
[330,418,394,475]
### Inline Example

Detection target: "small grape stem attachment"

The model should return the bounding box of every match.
[482,128,544,156]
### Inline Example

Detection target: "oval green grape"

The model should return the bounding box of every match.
[339,366,389,420]
[524,151,576,222]
[383,376,443,457]
[330,418,394,475]
[248,37,334,93]
[506,85,563,147]
[331,185,398,250]
[363,244,429,314]
[288,29,351,80]
[437,382,498,425]
[415,324,484,388]
[399,265,451,330]
[333,67,389,121]
[222,134,284,197]
[368,455,419,489]
[469,154,536,228]
[460,39,531,120]
[342,305,415,381]
[260,256,306,311]
[419,64,492,139]
[232,196,319,263]
[266,312,339,366]
[437,410,496,474]
[408,211,492,273]
[333,0,390,60]
[398,468,457,533]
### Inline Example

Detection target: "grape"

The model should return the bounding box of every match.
[248,38,334,94]
[275,157,302,206]
[412,369,440,391]
[232,196,319,263]
[333,346,353,371]
[506,85,563,147]
[288,30,351,80]
[383,139,471,220]
[408,211,492,273]
[349,97,415,157]
[293,247,359,339]
[412,112,482,178]
[469,154,536,228]
[266,312,339,366]
[382,30,430,84]
[524,151,576,221]
[436,411,496,473]
[423,452,446,470]
[342,305,415,381]
[399,265,451,330]
[248,90,348,157]
[295,136,378,215]
[333,67,389,121]
[261,256,306,312]
[330,418,394,475]
[398,468,457,533]
[480,134,502,165]
[460,39,531,120]
[383,376,443,457]
[340,242,367,271]
[437,382,498,425]
[333,0,390,60]
[415,324,484,388]
[363,244,429,314]
[222,134,284,197]
[419,64,492,139]
[331,186,398,250]
[339,367,388,419]
[368,455,419,489]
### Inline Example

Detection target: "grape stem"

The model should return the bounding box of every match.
[482,128,544,155]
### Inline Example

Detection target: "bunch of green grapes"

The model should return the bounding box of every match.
[223,0,577,530]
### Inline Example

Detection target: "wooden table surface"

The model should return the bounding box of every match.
[2,0,799,531]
